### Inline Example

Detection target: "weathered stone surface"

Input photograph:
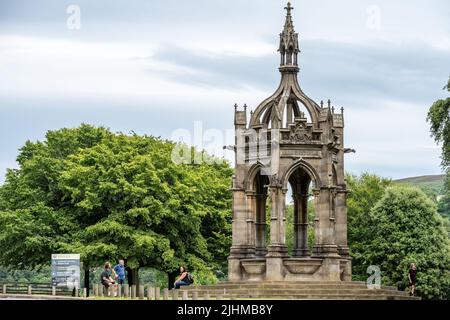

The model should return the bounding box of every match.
[179,282,419,300]
[229,2,350,283]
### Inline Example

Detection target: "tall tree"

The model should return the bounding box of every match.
[427,77,450,217]
[366,186,450,299]
[0,124,232,289]
[346,173,392,279]
[427,77,450,169]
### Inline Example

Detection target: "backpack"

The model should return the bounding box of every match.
[186,273,194,284]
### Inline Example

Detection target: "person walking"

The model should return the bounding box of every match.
[408,263,417,296]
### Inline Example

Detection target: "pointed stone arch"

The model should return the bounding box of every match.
[282,159,322,191]
[245,162,268,192]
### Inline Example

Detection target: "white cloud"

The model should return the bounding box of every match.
[0,0,448,181]
[0,35,268,107]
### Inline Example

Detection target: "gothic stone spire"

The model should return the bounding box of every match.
[279,2,299,68]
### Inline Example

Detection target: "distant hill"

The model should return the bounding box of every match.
[394,175,445,196]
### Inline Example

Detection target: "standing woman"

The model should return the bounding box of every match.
[408,263,417,296]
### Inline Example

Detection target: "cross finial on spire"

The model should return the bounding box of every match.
[285,2,294,16]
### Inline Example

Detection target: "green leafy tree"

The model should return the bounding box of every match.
[427,77,450,169]
[346,173,392,279]
[0,124,232,288]
[366,186,450,299]
[438,175,450,219]
[427,77,450,218]
[285,201,315,255]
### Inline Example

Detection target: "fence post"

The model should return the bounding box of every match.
[124,284,129,298]
[93,284,98,297]
[192,292,199,300]
[75,288,79,298]
[147,287,154,300]
[163,288,169,300]
[131,285,136,299]
[27,285,32,295]
[52,286,56,296]
[117,285,122,298]
[139,286,144,300]
[99,285,104,297]
[109,285,114,297]
[83,288,87,298]
[204,291,210,300]
[182,290,188,300]
[155,287,160,300]
[2,284,6,294]
[172,289,179,300]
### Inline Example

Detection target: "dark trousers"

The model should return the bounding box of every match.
[174,280,189,289]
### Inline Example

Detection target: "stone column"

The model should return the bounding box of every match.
[312,188,338,256]
[246,192,256,251]
[335,190,349,254]
[266,185,288,281]
[312,187,341,281]
[255,194,267,256]
[335,189,351,281]
[293,193,309,256]
[228,189,250,281]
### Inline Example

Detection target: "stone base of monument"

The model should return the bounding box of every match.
[179,281,420,300]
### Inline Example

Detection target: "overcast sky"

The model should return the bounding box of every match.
[0,0,449,183]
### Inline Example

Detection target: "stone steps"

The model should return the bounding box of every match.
[213,294,416,300]
[182,283,399,291]
[177,281,419,300]
[187,281,372,286]
[181,288,409,296]
[179,292,418,300]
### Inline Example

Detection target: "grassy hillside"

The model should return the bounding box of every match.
[394,175,445,197]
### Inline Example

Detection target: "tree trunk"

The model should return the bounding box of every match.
[84,268,90,297]
[168,271,178,290]
[133,268,140,291]
[126,267,133,286]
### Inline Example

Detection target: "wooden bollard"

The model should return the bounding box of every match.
[93,284,98,296]
[2,284,6,294]
[123,284,129,298]
[192,292,199,300]
[27,285,32,295]
[204,291,210,300]
[52,286,56,296]
[108,285,112,297]
[155,287,161,300]
[99,285,104,297]
[83,288,87,298]
[75,288,79,297]
[131,285,136,299]
[147,287,154,300]
[172,289,179,300]
[139,286,145,300]
[163,288,169,300]
[182,290,189,300]
[117,285,122,297]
